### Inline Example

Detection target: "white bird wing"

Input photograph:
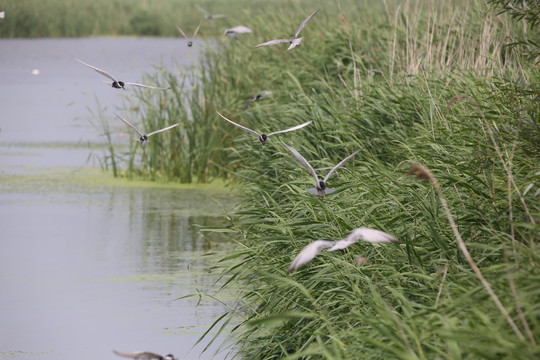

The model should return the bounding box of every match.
[328,228,398,252]
[124,82,170,90]
[192,22,202,37]
[327,238,355,251]
[76,58,117,82]
[283,144,319,185]
[115,113,145,138]
[294,9,319,38]
[176,26,188,39]
[288,240,335,273]
[226,25,252,34]
[216,112,260,136]
[146,123,180,137]
[323,149,361,182]
[196,5,210,16]
[347,228,399,243]
[253,39,291,48]
[267,120,312,136]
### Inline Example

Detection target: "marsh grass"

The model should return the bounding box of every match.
[67,0,540,357]
[161,1,540,359]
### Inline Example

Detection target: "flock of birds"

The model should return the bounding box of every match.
[72,6,399,360]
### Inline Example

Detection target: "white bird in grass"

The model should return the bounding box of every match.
[196,5,225,20]
[177,23,201,47]
[115,113,180,144]
[113,350,177,360]
[224,25,253,40]
[254,9,319,50]
[216,112,312,145]
[288,228,399,273]
[284,144,361,197]
[76,59,170,91]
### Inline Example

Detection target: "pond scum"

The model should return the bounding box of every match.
[7,0,538,358]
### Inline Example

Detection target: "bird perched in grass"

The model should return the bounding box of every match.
[254,9,319,50]
[284,144,362,197]
[216,112,312,145]
[288,228,398,273]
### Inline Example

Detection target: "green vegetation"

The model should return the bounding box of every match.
[1,0,208,37]
[178,1,537,359]
[7,0,539,357]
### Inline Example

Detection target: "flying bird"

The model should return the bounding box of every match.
[243,90,272,110]
[113,350,177,360]
[284,144,361,197]
[177,23,201,47]
[288,228,398,273]
[224,25,253,40]
[288,240,334,273]
[254,9,319,50]
[115,113,179,144]
[196,5,225,20]
[76,59,170,90]
[216,112,312,144]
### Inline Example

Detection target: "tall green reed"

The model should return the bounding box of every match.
[183,1,540,359]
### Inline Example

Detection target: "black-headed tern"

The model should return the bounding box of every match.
[115,113,179,144]
[113,350,177,360]
[76,59,170,90]
[284,144,361,197]
[254,10,319,50]
[177,23,201,47]
[288,228,398,273]
[224,25,253,40]
[243,90,272,110]
[217,112,312,145]
[196,5,225,20]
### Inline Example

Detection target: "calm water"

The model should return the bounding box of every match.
[0,38,238,360]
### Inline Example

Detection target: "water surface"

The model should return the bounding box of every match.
[0,38,238,360]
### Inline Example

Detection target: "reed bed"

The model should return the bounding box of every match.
[167,1,538,359]
[22,0,539,357]
[83,0,538,356]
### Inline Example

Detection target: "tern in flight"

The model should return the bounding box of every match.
[115,113,179,144]
[284,144,361,197]
[288,228,399,273]
[216,112,312,145]
[113,350,177,360]
[177,23,201,47]
[196,5,225,20]
[76,59,170,90]
[254,9,319,50]
[243,90,272,110]
[224,25,253,40]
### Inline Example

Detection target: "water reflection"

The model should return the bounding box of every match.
[0,172,237,360]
